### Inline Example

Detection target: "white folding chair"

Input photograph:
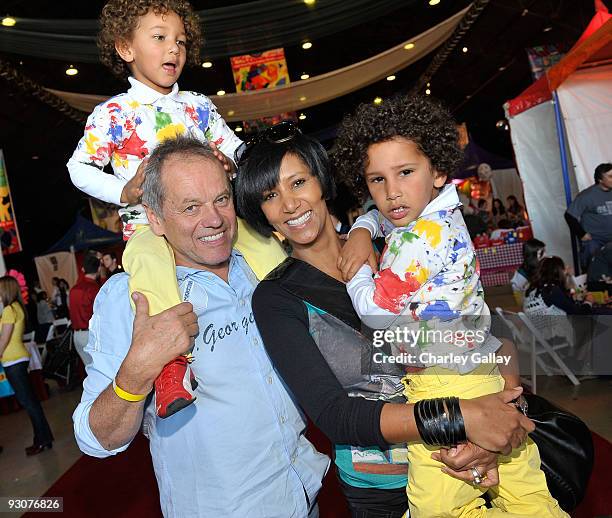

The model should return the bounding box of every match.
[495,307,580,393]
[518,311,580,388]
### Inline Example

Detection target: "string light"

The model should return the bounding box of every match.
[65,65,78,76]
[216,90,226,96]
[1,17,16,27]
[201,61,212,68]
[404,43,415,50]
[300,73,310,80]
[462,46,468,53]
[304,0,316,4]
[298,113,307,120]
[227,110,235,116]
[235,126,243,132]
[373,97,383,105]
[299,96,307,102]
[386,75,396,81]
[429,0,441,5]
[302,41,313,50]
[425,88,431,95]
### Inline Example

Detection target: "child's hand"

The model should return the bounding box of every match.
[338,228,378,282]
[210,142,236,178]
[121,159,147,205]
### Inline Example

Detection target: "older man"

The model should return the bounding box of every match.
[73,136,328,517]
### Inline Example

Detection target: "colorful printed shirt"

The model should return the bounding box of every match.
[346,185,500,373]
[67,77,242,235]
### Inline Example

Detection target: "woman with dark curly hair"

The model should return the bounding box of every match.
[333,95,567,517]
[236,120,537,518]
[67,0,286,419]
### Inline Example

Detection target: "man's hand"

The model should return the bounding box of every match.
[460,387,535,455]
[120,159,147,205]
[433,442,500,488]
[338,228,378,282]
[581,233,593,241]
[116,292,199,395]
[210,141,236,177]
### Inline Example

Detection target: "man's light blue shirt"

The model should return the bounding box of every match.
[73,251,329,517]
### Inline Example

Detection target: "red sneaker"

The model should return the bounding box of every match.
[154,356,198,418]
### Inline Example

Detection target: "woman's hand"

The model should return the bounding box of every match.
[460,387,535,455]
[120,159,147,205]
[433,442,500,487]
[338,228,378,281]
[209,141,236,178]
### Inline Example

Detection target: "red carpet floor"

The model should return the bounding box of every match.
[28,429,611,518]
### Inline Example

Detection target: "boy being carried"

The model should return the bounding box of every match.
[68,0,286,418]
[334,95,567,518]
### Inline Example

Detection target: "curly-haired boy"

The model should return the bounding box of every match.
[333,95,567,517]
[67,0,286,419]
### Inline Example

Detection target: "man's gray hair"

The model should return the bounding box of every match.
[142,135,221,217]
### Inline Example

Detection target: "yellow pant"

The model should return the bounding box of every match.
[123,218,287,316]
[403,364,568,518]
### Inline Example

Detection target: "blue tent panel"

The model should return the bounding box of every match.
[45,214,122,254]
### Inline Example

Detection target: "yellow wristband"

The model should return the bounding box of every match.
[112,378,147,402]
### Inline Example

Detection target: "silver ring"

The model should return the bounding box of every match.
[470,467,482,485]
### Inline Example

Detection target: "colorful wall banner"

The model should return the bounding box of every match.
[526,44,566,81]
[0,150,23,255]
[231,48,291,92]
[230,48,296,131]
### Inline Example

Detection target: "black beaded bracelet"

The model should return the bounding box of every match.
[413,397,466,447]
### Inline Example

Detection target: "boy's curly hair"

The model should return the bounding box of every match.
[98,0,202,78]
[332,95,464,202]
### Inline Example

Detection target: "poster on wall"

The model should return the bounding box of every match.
[230,48,297,132]
[89,198,122,234]
[34,251,79,296]
[0,150,23,255]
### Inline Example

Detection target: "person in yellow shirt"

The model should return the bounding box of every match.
[0,276,54,455]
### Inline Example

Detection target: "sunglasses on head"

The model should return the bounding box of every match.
[234,120,301,166]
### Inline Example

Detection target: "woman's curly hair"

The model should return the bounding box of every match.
[332,95,464,202]
[98,0,202,78]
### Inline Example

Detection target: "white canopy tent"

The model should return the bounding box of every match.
[505,7,612,269]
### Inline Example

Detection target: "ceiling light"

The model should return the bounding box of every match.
[299,113,307,120]
[386,75,396,81]
[304,0,316,4]
[235,126,243,132]
[462,47,468,53]
[216,90,226,96]
[543,26,553,32]
[201,61,213,68]
[299,96,307,102]
[429,0,441,5]
[373,97,383,105]
[302,41,313,50]
[1,17,16,27]
[425,88,431,95]
[227,110,235,117]
[404,43,415,50]
[300,73,310,80]
[65,65,78,76]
